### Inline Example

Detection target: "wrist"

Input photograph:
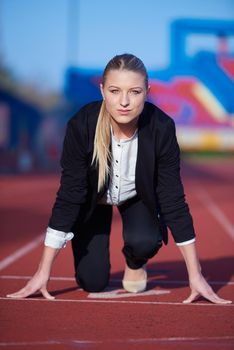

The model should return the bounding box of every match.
[38,246,59,271]
[188,271,203,283]
[37,264,51,277]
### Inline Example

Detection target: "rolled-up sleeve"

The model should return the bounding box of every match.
[48,115,89,233]
[44,227,74,249]
[156,118,196,244]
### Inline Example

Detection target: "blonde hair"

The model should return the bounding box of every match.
[92,101,111,192]
[92,53,148,192]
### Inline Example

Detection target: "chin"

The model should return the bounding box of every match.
[114,118,136,126]
[113,114,138,122]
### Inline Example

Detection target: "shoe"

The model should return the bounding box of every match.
[122,265,147,293]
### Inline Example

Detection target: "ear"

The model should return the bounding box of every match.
[100,83,105,100]
[147,85,151,94]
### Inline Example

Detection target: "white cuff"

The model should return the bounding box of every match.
[44,227,74,249]
[176,238,196,246]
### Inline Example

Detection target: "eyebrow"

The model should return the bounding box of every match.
[107,85,143,89]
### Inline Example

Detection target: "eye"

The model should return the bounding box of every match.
[131,90,142,95]
[110,89,119,94]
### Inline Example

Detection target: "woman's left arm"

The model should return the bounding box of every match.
[156,115,231,304]
[178,242,231,304]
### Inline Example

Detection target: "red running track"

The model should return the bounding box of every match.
[0,156,234,350]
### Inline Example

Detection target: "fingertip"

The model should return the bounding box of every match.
[182,299,191,304]
[212,296,232,304]
[6,294,17,298]
[182,295,195,304]
[43,293,55,300]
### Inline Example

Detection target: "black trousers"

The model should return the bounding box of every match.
[71,195,163,292]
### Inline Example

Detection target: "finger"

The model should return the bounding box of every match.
[198,287,231,304]
[215,298,232,304]
[7,292,31,298]
[183,291,200,304]
[6,293,23,298]
[40,288,55,300]
[6,287,29,298]
[183,288,232,304]
[6,282,43,298]
[204,292,232,304]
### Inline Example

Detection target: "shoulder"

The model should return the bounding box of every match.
[143,102,177,155]
[68,100,102,128]
[143,101,175,131]
[64,101,102,149]
[66,101,102,145]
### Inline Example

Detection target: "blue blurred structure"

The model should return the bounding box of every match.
[0,89,43,173]
[64,19,234,151]
[1,18,234,174]
[170,19,234,113]
[64,68,102,111]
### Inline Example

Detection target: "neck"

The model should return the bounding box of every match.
[110,118,139,140]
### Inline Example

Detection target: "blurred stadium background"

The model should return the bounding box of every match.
[0,0,234,174]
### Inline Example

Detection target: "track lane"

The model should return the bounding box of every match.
[1,158,234,349]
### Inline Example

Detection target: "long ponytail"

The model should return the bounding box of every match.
[92,53,148,192]
[92,101,111,192]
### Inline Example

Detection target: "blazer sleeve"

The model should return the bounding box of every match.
[48,116,89,232]
[155,118,196,243]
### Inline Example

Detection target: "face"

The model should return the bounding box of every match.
[100,69,150,129]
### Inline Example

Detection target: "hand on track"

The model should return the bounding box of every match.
[6,271,55,300]
[183,274,232,304]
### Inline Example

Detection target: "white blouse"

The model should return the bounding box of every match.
[44,128,195,249]
[98,127,138,205]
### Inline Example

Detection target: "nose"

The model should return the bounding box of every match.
[120,93,130,107]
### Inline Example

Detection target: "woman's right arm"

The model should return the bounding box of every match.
[7,246,59,299]
[7,111,90,299]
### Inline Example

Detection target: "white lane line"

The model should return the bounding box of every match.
[196,186,234,240]
[88,289,170,299]
[123,336,234,343]
[1,297,233,306]
[0,235,44,271]
[0,336,233,347]
[0,275,76,281]
[1,275,233,286]
[0,341,62,347]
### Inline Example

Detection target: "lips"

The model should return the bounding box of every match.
[117,109,131,114]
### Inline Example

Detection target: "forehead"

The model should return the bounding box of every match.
[104,69,145,88]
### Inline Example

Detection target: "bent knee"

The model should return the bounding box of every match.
[126,238,162,257]
[75,274,109,293]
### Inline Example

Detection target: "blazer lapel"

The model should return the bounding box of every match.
[135,108,156,211]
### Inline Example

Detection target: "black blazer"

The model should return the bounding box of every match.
[49,101,195,244]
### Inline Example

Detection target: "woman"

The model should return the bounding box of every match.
[7,54,231,304]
